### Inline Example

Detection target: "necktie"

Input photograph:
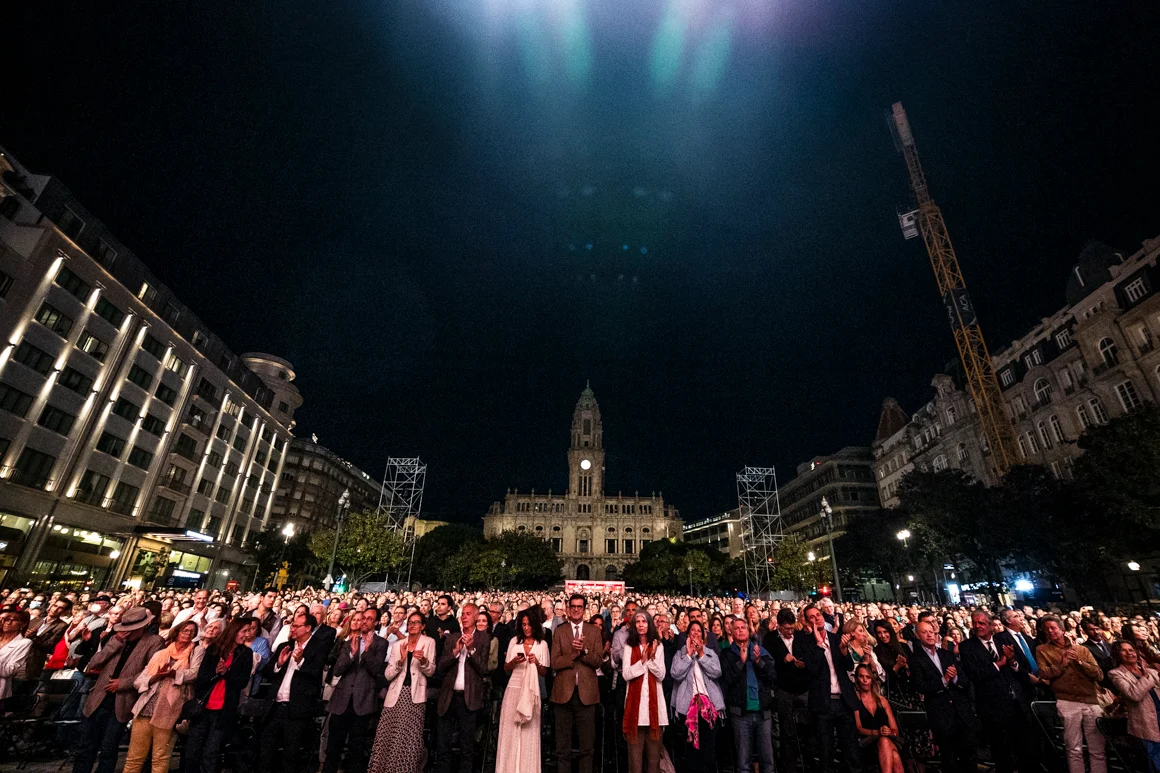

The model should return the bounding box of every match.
[574,625,581,684]
[987,640,998,662]
[1016,634,1038,674]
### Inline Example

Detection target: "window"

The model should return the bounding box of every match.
[1116,380,1142,412]
[1035,422,1052,450]
[57,207,85,239]
[551,538,562,552]
[1055,329,1073,349]
[35,303,73,338]
[10,447,56,489]
[205,516,222,539]
[148,497,177,525]
[59,367,93,395]
[109,481,140,515]
[1077,404,1092,430]
[1125,277,1148,303]
[225,460,239,476]
[76,330,109,362]
[196,378,219,403]
[279,401,290,413]
[255,449,267,464]
[1026,431,1040,454]
[94,240,117,267]
[216,424,232,442]
[55,266,90,301]
[1012,396,1027,416]
[0,384,34,417]
[0,270,13,299]
[174,433,198,460]
[956,443,968,462]
[579,539,589,554]
[126,364,153,390]
[37,405,76,436]
[140,414,165,436]
[127,445,154,469]
[191,330,207,349]
[1017,435,1029,458]
[1023,349,1042,368]
[1050,414,1065,443]
[111,397,140,422]
[1089,398,1109,424]
[1059,368,1074,390]
[232,434,247,453]
[1098,338,1119,367]
[623,540,635,555]
[1033,378,1052,405]
[96,431,126,458]
[945,405,956,425]
[74,469,111,504]
[13,341,54,375]
[137,281,156,304]
[215,486,232,505]
[206,451,223,469]
[162,350,184,374]
[186,405,208,430]
[605,539,617,554]
[188,508,206,530]
[197,478,214,497]
[94,297,124,327]
[155,382,177,406]
[933,455,948,471]
[1000,370,1014,387]
[163,303,180,326]
[141,334,166,361]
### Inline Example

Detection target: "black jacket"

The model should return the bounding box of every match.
[262,632,329,718]
[959,635,1026,713]
[909,642,975,734]
[803,630,858,712]
[720,640,777,713]
[194,643,254,722]
[763,629,813,695]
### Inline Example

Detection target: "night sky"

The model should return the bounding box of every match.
[5,1,1159,523]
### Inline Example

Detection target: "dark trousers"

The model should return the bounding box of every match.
[930,711,978,773]
[260,702,312,773]
[323,705,371,773]
[679,713,718,770]
[184,708,232,773]
[813,697,863,773]
[732,710,775,773]
[979,697,1040,773]
[72,698,125,773]
[555,691,597,773]
[776,688,809,770]
[436,692,479,773]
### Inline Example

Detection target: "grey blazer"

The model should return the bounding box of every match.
[327,634,389,716]
[82,633,166,723]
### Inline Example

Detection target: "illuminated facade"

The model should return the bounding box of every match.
[0,146,297,590]
[483,385,683,581]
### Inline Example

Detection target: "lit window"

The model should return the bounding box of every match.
[1115,380,1141,412]
[1124,277,1147,304]
[1089,398,1109,424]
[1055,329,1072,349]
[1000,370,1014,387]
[1098,338,1119,367]
[1033,378,1052,405]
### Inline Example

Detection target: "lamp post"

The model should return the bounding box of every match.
[500,558,506,593]
[807,551,818,594]
[278,522,295,589]
[687,564,694,597]
[325,489,351,591]
[820,497,842,602]
[895,529,911,602]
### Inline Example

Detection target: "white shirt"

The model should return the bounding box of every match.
[0,636,33,701]
[817,634,840,695]
[453,636,470,691]
[780,634,795,657]
[275,634,311,702]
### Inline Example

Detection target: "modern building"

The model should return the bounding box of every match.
[483,385,683,581]
[682,508,744,559]
[271,438,388,535]
[778,447,881,547]
[0,146,298,590]
[872,236,1160,503]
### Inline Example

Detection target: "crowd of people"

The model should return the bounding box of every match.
[1,584,1159,773]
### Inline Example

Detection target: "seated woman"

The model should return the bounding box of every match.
[853,663,905,773]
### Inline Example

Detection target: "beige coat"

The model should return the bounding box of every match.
[82,633,166,723]
[1109,665,1160,743]
[384,635,436,708]
[131,645,205,729]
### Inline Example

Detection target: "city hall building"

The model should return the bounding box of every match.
[483,385,682,581]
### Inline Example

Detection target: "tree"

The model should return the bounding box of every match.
[487,530,564,589]
[768,533,814,595]
[309,511,407,586]
[410,524,485,586]
[834,511,909,597]
[246,523,317,588]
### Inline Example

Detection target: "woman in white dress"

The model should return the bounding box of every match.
[495,610,549,773]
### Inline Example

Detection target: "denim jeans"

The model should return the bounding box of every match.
[72,697,125,773]
[731,709,775,773]
[1142,739,1160,773]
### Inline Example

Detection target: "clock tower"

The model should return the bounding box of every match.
[568,382,604,502]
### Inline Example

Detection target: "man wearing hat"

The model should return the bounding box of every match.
[73,606,165,773]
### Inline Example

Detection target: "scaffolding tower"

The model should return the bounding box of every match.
[376,457,427,588]
[736,466,784,599]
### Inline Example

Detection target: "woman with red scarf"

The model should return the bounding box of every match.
[621,611,668,773]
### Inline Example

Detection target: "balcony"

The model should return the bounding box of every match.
[1093,361,1115,377]
[161,478,192,496]
[1063,384,1076,396]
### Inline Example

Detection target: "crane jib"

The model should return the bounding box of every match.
[943,289,977,331]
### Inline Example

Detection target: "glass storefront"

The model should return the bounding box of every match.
[123,546,214,590]
[27,524,123,592]
[0,513,35,587]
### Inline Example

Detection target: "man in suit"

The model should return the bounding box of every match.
[26,597,71,680]
[435,602,490,773]
[764,607,812,772]
[960,611,1040,773]
[1000,607,1045,696]
[911,619,977,773]
[1081,619,1115,680]
[323,607,388,773]
[551,593,605,773]
[261,610,329,773]
[802,604,862,773]
[72,606,164,773]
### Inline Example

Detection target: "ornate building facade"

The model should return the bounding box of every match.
[483,385,682,581]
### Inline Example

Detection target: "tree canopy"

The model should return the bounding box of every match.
[308,510,408,585]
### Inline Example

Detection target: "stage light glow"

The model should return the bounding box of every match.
[1014,579,1034,592]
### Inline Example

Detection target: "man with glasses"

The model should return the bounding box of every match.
[551,594,604,773]
[324,608,388,773]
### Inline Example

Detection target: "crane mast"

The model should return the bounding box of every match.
[890,102,1017,478]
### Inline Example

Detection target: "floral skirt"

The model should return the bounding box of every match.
[367,696,426,773]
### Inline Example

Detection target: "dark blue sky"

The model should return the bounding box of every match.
[5,0,1159,522]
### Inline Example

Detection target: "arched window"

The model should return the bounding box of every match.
[1034,378,1052,405]
[534,525,543,532]
[624,527,633,533]
[605,565,619,581]
[642,527,651,534]
[575,565,590,581]
[1038,422,1053,450]
[607,527,616,533]
[552,525,561,532]
[517,525,526,532]
[1050,414,1066,443]
[946,405,957,425]
[1077,404,1092,430]
[933,455,948,472]
[1099,337,1119,367]
[957,443,968,462]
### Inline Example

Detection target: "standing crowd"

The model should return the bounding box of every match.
[2,585,1160,773]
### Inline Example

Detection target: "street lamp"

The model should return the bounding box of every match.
[1129,561,1142,572]
[896,529,911,549]
[279,522,295,563]
[325,489,351,590]
[820,497,842,602]
[687,564,694,597]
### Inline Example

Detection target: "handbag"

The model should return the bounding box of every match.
[179,673,223,724]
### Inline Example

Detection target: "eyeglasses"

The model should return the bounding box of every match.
[569,604,585,609]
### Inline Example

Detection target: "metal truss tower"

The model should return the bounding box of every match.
[736,466,783,599]
[376,457,427,588]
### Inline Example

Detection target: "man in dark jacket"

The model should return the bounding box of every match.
[911,619,977,773]
[764,607,812,772]
[26,597,71,680]
[434,603,489,773]
[802,604,862,773]
[721,617,777,773]
[324,608,388,773]
[261,611,329,773]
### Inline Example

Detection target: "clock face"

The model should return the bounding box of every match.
[580,459,592,470]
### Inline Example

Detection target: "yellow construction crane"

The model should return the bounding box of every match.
[890,102,1017,478]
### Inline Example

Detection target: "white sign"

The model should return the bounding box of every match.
[565,579,626,595]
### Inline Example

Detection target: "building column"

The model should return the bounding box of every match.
[9,510,57,584]
[108,534,141,589]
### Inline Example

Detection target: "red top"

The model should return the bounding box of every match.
[206,653,233,710]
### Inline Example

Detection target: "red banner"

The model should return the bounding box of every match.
[565,579,625,596]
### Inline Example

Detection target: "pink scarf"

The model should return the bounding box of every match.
[685,693,719,748]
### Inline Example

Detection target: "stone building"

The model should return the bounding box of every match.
[0,145,297,590]
[271,438,389,536]
[872,236,1160,504]
[483,385,683,581]
[778,447,881,547]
